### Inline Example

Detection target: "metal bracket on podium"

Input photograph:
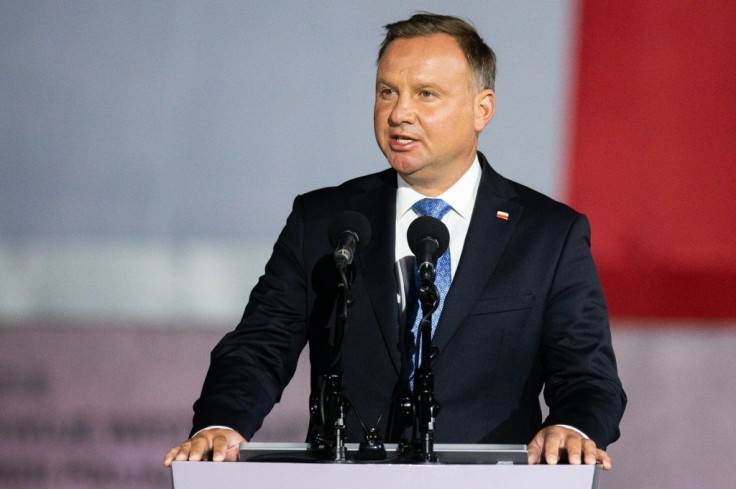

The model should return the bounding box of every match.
[238,442,528,465]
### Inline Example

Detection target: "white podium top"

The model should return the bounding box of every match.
[171,460,600,489]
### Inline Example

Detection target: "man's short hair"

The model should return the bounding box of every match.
[377,13,497,92]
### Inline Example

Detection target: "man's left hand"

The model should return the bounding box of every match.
[527,426,612,470]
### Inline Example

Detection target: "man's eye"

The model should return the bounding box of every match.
[380,88,395,96]
[420,90,435,98]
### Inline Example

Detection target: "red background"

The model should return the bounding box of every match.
[568,1,736,319]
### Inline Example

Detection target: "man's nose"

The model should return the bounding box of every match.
[388,94,416,126]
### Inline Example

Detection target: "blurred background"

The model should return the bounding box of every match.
[1,1,734,488]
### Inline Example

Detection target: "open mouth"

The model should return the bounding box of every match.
[391,135,416,146]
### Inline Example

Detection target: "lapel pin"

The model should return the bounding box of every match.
[496,211,509,220]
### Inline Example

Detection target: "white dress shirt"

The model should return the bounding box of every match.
[394,155,481,316]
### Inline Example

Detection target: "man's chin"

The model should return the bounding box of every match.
[386,155,425,177]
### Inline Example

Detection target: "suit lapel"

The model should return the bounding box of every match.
[432,156,524,353]
[342,158,522,371]
[349,171,401,373]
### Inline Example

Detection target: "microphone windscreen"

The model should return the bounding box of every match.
[328,211,372,249]
[407,215,450,258]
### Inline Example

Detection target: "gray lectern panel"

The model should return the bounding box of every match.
[171,461,600,489]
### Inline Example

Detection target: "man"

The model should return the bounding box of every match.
[165,13,625,469]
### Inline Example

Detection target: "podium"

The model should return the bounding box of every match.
[170,443,601,489]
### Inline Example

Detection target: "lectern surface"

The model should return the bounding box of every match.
[171,460,600,489]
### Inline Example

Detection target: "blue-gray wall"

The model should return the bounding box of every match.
[2,1,569,242]
[1,1,571,320]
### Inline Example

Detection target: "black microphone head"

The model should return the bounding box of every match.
[328,211,372,250]
[407,215,450,259]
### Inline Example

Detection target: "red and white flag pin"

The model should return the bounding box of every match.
[496,211,510,220]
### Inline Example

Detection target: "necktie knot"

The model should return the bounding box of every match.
[413,198,451,220]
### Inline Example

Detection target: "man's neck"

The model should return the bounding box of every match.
[398,154,477,197]
[396,154,481,205]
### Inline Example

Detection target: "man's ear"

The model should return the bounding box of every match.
[474,89,496,133]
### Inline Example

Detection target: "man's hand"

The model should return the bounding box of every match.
[163,428,246,467]
[527,426,612,470]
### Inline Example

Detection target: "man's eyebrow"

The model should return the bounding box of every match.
[416,82,442,90]
[414,80,451,93]
[375,78,446,91]
[375,78,397,89]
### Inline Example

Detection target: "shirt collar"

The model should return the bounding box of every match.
[396,155,482,221]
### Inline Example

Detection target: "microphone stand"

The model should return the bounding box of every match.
[309,266,351,461]
[410,281,441,462]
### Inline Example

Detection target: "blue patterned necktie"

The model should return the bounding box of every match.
[407,198,452,384]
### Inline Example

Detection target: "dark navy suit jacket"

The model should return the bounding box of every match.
[192,152,626,448]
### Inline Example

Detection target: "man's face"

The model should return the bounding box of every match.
[374,33,494,194]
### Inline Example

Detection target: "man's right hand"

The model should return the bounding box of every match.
[163,428,246,466]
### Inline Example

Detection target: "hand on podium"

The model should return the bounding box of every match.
[527,426,612,470]
[164,428,246,466]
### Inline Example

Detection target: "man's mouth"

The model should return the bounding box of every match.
[392,135,415,146]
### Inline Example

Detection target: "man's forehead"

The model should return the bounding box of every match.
[380,33,463,58]
[376,35,470,79]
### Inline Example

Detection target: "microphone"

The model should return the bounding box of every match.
[328,211,372,269]
[407,216,449,284]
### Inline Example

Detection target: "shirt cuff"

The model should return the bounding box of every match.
[555,424,589,439]
[192,425,236,437]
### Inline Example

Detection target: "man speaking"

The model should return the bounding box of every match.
[165,13,626,469]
